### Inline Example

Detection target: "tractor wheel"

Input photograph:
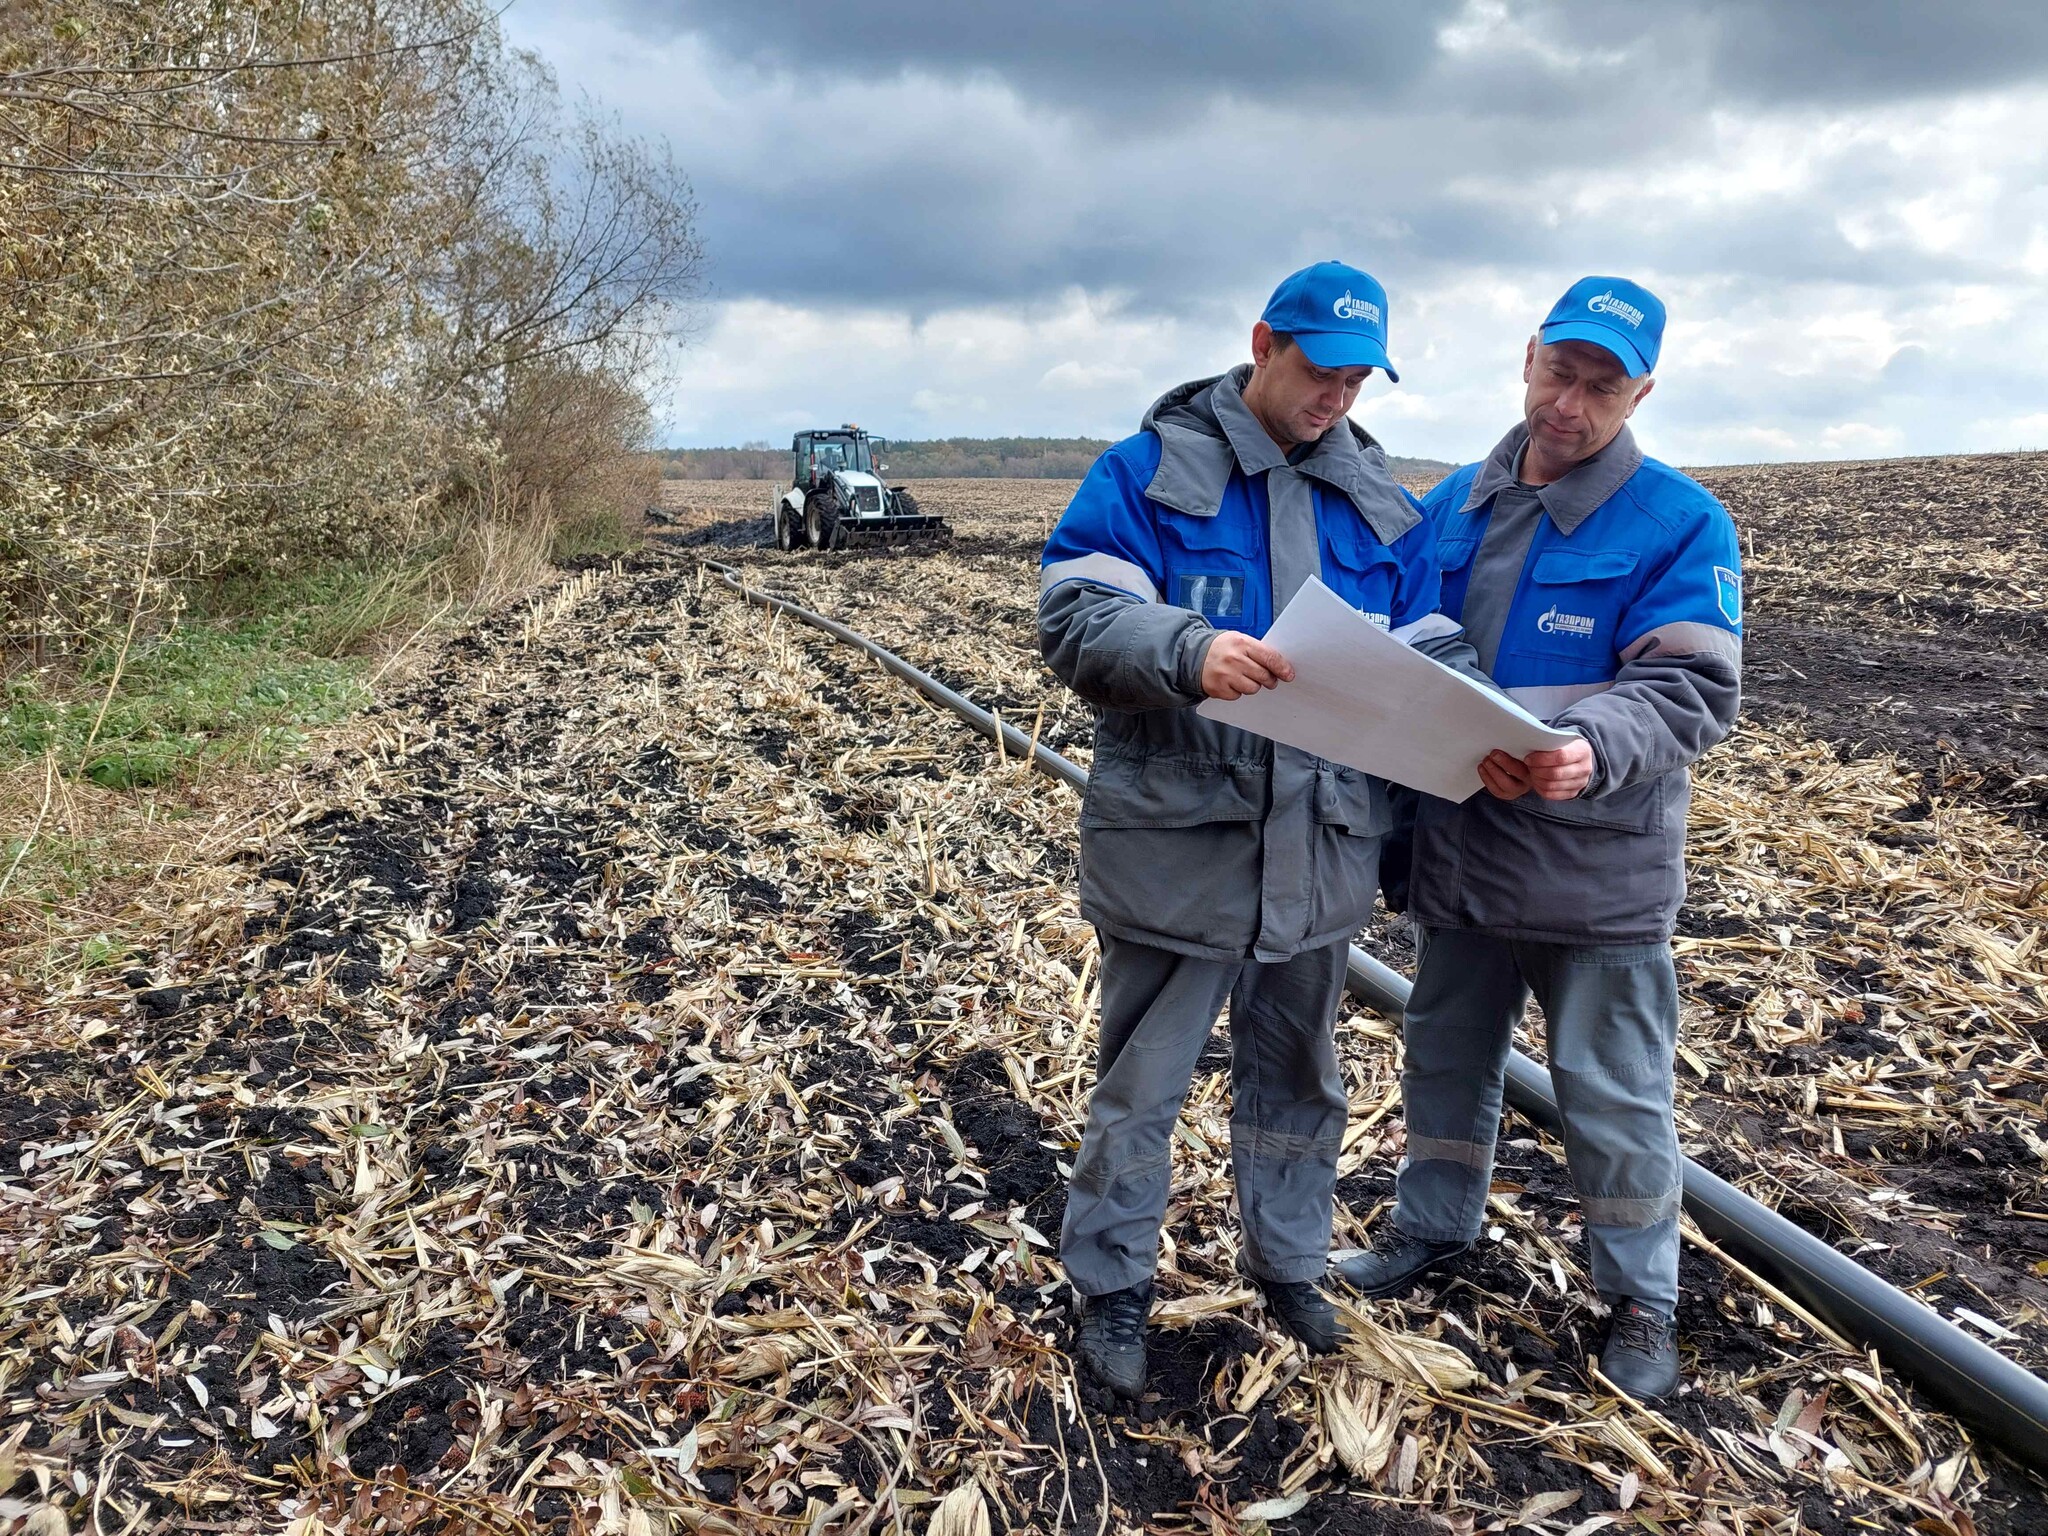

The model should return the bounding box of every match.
[804,491,841,551]
[774,506,795,551]
[894,489,922,520]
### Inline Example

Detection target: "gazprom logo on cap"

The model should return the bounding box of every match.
[1333,290,1382,326]
[1586,290,1646,329]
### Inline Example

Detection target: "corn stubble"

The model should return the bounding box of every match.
[0,468,2042,1533]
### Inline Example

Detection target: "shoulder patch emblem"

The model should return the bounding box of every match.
[1714,565,1742,626]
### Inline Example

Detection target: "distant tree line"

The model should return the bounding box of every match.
[661,437,1452,485]
[660,437,1110,480]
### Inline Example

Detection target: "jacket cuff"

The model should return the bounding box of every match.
[1176,623,1219,702]
[1557,717,1608,797]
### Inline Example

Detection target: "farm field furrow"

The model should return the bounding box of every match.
[0,462,2038,1534]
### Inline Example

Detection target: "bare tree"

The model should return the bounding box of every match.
[0,0,703,657]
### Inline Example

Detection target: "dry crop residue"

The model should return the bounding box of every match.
[0,463,2038,1535]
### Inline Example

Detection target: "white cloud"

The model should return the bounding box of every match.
[908,389,989,417]
[1961,411,2048,451]
[1041,360,1145,393]
[1677,424,1803,464]
[1820,421,1906,456]
[1436,0,1636,70]
[656,290,1236,444]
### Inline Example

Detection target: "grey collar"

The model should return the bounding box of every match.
[1142,365,1418,544]
[1461,422,1643,535]
[1139,371,1235,520]
[1211,366,1290,477]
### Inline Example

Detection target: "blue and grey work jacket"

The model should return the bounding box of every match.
[1039,366,1479,963]
[1410,423,1744,945]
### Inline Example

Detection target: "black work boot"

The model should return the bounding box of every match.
[1253,1275,1345,1355]
[1597,1301,1680,1400]
[1075,1282,1152,1400]
[1328,1227,1470,1299]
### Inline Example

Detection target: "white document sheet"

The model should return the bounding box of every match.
[1196,577,1578,802]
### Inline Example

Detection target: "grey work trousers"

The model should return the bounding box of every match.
[1060,933,1349,1297]
[1394,926,1683,1314]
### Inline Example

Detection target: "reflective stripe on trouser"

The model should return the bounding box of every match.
[1393,927,1683,1313]
[1060,933,1349,1295]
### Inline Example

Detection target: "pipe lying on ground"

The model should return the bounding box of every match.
[701,558,2048,1474]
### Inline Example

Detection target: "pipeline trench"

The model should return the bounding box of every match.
[1,479,2045,1534]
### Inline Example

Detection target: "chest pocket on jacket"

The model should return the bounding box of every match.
[1321,534,1402,627]
[1507,547,1639,673]
[1160,511,1255,628]
[1436,536,1479,618]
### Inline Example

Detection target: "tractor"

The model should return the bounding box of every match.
[772,426,947,551]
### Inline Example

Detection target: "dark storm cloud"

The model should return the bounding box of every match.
[508,0,2048,458]
[1670,345,2039,444]
[672,104,1237,312]
[699,187,1202,311]
[602,0,2048,113]
[1632,1,2048,103]
[559,0,2048,311]
[597,1,1467,114]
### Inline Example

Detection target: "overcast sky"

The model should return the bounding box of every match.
[504,1,2048,465]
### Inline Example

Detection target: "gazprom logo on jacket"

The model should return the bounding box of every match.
[1537,604,1596,638]
[1586,291,1646,329]
[1333,290,1382,326]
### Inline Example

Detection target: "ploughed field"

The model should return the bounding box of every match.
[0,459,2041,1534]
[1715,453,2048,829]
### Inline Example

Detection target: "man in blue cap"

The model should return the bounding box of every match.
[1038,262,1481,1401]
[1333,278,1744,1402]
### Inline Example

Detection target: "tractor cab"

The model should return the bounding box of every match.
[796,429,876,487]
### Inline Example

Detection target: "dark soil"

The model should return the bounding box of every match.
[1744,621,2048,825]
[667,479,2048,1529]
[1699,453,2048,826]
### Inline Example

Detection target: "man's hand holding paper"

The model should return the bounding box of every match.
[1200,632,1296,700]
[1195,577,1579,803]
[1478,739,1595,801]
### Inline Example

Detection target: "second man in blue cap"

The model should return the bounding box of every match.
[1333,276,1743,1402]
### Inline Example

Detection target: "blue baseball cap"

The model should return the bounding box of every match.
[1260,260,1399,381]
[1540,276,1665,377]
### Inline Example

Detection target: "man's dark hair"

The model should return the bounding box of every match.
[1268,331,1296,354]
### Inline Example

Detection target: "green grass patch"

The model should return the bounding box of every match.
[3,618,369,790]
[0,558,434,973]
[550,505,640,563]
[2,552,465,792]
[194,552,450,655]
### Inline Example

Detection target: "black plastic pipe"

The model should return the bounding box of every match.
[702,558,2048,1474]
